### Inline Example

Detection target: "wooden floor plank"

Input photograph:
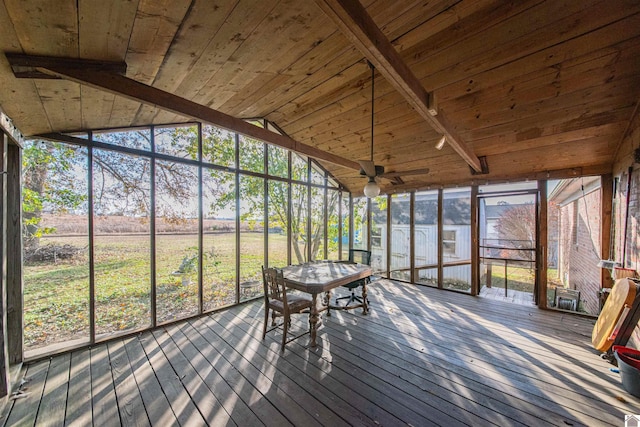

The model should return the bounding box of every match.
[166,323,265,426]
[320,310,600,426]
[107,339,151,427]
[90,345,120,426]
[150,328,234,426]
[122,336,179,427]
[227,284,636,426]
[345,282,634,425]
[370,284,619,395]
[320,317,565,426]
[3,359,50,427]
[226,304,541,426]
[138,331,207,426]
[206,312,385,427]
[206,309,384,427]
[65,348,92,427]
[217,306,449,426]
[5,279,640,427]
[213,307,442,427]
[190,316,327,427]
[176,321,291,427]
[198,315,349,426]
[367,288,628,404]
[36,352,71,427]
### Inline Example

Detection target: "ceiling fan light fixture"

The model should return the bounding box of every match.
[435,135,446,150]
[364,177,380,198]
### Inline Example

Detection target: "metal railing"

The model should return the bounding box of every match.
[480,239,535,297]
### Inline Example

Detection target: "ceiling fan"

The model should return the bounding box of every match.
[359,62,430,197]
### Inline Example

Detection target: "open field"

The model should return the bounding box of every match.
[24,232,289,351]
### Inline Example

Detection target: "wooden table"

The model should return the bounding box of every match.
[281,262,372,347]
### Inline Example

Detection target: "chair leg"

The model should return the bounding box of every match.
[263,307,269,340]
[337,289,363,307]
[271,310,277,327]
[281,313,289,352]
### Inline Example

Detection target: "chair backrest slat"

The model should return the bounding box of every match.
[262,266,288,305]
[349,249,371,266]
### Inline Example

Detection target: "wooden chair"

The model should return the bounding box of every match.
[335,249,371,307]
[262,266,313,351]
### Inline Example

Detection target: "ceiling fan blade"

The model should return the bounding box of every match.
[358,160,377,178]
[379,167,430,179]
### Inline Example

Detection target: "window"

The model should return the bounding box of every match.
[23,141,90,353]
[203,125,235,167]
[268,180,288,267]
[371,227,382,249]
[267,144,288,178]
[340,192,350,260]
[94,149,152,337]
[239,136,265,173]
[352,197,368,250]
[326,190,340,260]
[155,160,199,323]
[310,186,325,261]
[443,229,457,256]
[202,169,237,312]
[21,120,343,356]
[442,188,471,292]
[390,193,410,281]
[155,125,198,159]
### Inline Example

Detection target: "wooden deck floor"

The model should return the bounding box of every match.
[3,279,639,426]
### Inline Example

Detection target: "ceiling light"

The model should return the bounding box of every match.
[363,177,380,198]
[435,135,446,150]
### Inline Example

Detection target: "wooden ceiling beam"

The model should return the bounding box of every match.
[5,53,361,172]
[313,0,483,173]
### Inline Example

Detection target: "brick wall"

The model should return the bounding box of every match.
[558,189,602,315]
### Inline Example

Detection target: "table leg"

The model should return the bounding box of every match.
[362,279,369,315]
[309,293,319,347]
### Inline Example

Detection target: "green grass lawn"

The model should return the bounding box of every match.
[24,232,289,351]
[481,264,535,293]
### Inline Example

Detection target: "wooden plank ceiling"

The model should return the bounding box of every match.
[0,0,638,195]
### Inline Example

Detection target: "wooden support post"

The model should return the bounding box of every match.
[537,180,548,308]
[348,194,353,251]
[386,194,391,278]
[6,142,22,364]
[366,198,372,253]
[149,129,157,327]
[409,192,415,284]
[0,134,9,399]
[338,192,343,260]
[504,261,508,298]
[437,189,443,289]
[471,185,479,295]
[600,173,614,288]
[287,151,292,267]
[198,123,204,314]
[234,134,241,303]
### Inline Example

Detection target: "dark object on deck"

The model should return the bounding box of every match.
[614,346,640,397]
[336,249,371,307]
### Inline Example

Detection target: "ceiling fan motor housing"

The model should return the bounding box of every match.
[359,164,385,177]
